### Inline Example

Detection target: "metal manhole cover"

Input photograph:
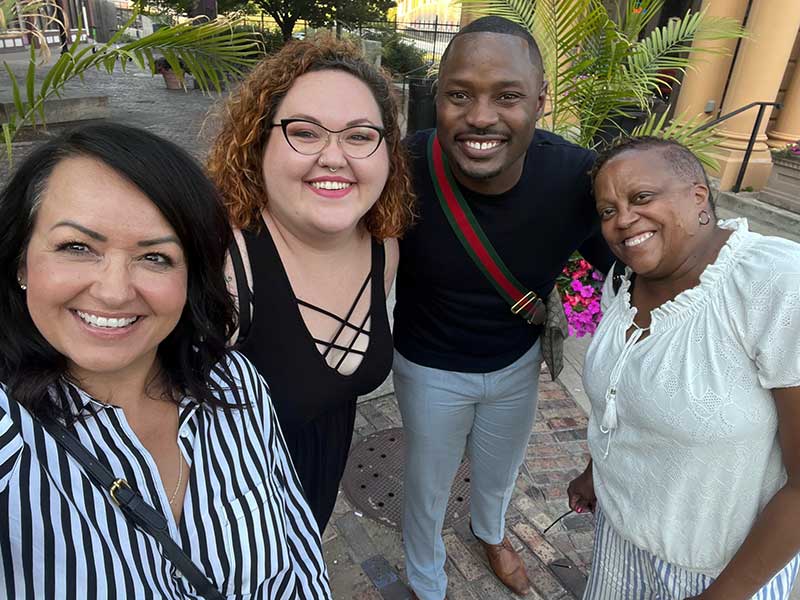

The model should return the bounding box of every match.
[342,428,471,530]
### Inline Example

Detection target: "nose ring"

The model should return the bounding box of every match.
[317,155,338,173]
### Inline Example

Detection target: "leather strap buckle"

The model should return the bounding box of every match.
[109,478,132,506]
[511,291,545,325]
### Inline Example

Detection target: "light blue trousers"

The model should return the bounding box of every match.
[585,508,800,600]
[393,342,541,600]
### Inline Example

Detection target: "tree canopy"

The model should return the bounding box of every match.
[240,0,395,40]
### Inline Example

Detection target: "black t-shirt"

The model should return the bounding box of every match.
[393,128,613,373]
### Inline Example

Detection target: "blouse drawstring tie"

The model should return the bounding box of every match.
[600,324,648,458]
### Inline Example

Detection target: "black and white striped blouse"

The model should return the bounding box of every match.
[0,352,331,599]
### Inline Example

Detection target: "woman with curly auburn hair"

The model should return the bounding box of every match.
[208,35,415,532]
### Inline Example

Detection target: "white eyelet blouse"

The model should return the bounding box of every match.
[584,218,800,575]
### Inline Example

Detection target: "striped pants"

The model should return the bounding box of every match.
[584,509,800,600]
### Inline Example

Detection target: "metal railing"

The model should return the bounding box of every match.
[400,61,434,84]
[350,18,460,58]
[694,101,782,193]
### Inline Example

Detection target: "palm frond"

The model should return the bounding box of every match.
[627,10,745,98]
[617,0,665,41]
[459,0,619,135]
[534,0,611,132]
[633,110,721,170]
[458,0,535,28]
[1,0,66,62]
[2,14,260,160]
[453,0,747,160]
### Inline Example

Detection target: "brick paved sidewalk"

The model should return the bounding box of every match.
[324,370,595,600]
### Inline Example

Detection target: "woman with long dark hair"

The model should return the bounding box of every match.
[0,123,331,599]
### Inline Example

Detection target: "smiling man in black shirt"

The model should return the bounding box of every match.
[392,16,613,600]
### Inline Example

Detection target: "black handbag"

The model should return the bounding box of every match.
[40,416,225,600]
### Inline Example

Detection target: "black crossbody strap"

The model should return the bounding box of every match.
[229,237,253,344]
[40,417,224,600]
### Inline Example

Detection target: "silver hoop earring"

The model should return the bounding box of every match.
[17,278,27,291]
[698,210,711,226]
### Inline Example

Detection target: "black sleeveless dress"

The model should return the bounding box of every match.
[237,219,393,531]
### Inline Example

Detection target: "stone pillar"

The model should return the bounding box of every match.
[672,0,749,121]
[710,0,800,190]
[766,57,800,149]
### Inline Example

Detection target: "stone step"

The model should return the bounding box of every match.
[0,95,109,126]
[716,191,800,243]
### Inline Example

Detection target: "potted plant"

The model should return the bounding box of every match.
[771,140,800,164]
[759,141,800,213]
[457,0,744,157]
[154,56,189,90]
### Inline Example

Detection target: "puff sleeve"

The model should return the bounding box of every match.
[727,236,800,389]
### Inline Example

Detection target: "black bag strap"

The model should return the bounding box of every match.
[229,237,252,344]
[40,417,224,600]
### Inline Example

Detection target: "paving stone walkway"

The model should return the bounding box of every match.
[326,368,596,600]
[0,50,223,181]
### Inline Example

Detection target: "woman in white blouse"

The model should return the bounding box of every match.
[0,123,331,599]
[568,137,800,600]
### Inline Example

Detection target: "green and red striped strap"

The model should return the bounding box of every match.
[427,133,544,325]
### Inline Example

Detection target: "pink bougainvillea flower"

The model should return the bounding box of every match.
[557,253,606,337]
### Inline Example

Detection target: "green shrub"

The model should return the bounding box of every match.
[258,27,285,54]
[381,33,426,77]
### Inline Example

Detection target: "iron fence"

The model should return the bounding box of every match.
[347,18,460,59]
